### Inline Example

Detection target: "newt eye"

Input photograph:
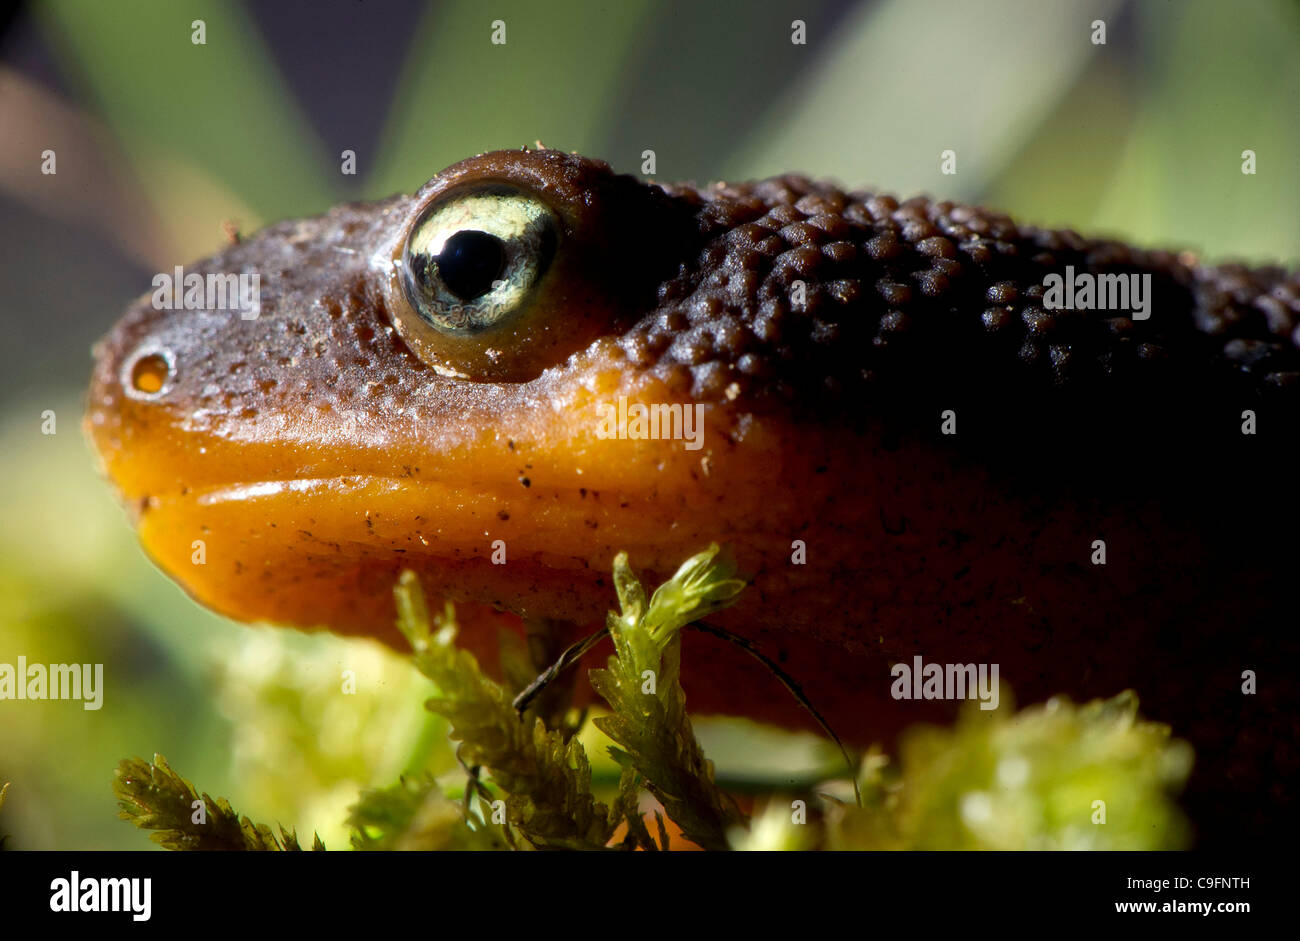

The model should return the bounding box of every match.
[384,151,679,383]
[399,187,558,336]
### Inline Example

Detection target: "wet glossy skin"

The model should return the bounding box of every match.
[87,149,1299,844]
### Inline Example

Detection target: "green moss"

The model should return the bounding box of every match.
[393,573,618,849]
[113,754,324,851]
[588,545,747,851]
[347,774,509,851]
[821,692,1192,850]
[112,546,1193,851]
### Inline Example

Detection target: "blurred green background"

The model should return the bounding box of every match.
[1,0,1297,849]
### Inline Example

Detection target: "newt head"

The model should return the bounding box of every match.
[83,147,1300,762]
[82,148,847,658]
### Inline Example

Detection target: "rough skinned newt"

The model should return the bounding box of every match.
[86,148,1299,845]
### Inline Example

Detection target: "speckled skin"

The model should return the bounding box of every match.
[87,150,1299,846]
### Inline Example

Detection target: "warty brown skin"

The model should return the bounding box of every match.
[86,149,1300,845]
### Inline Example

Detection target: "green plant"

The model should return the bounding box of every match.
[114,754,324,851]
[111,545,1193,851]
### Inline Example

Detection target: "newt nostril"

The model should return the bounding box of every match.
[122,346,175,400]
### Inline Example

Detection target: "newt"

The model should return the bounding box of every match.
[85,148,1300,845]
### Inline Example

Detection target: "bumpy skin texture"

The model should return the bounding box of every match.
[87,150,1299,846]
[631,175,1300,409]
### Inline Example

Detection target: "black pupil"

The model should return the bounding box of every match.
[436,230,507,301]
